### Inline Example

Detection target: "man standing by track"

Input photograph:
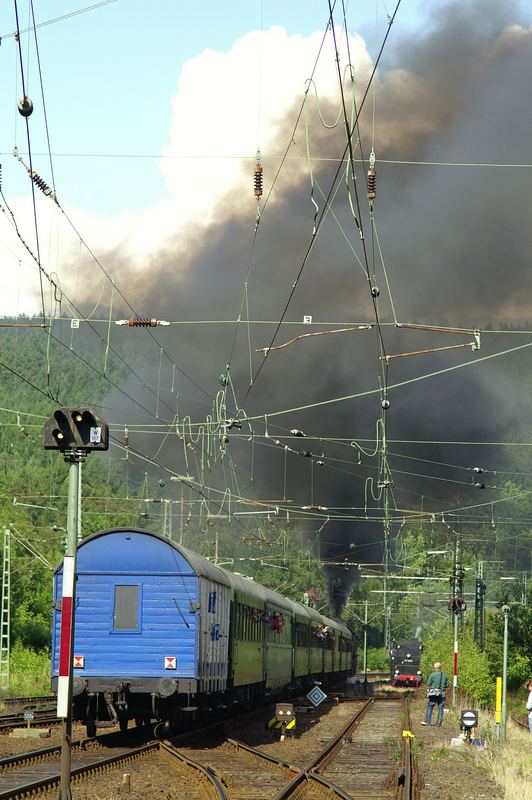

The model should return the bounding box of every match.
[421,662,450,727]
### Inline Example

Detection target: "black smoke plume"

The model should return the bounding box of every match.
[57,1,532,613]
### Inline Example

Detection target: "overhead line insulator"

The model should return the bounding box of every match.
[254,149,263,198]
[115,318,170,327]
[254,163,263,197]
[367,150,376,203]
[29,170,54,198]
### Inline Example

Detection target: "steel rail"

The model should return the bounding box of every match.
[0,742,160,800]
[225,737,357,800]
[307,697,373,772]
[307,696,412,800]
[0,712,60,731]
[273,769,355,800]
[222,699,373,800]
[397,698,413,800]
[1,695,55,707]
[160,741,230,799]
[1,742,66,772]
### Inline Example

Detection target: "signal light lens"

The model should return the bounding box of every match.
[44,407,109,451]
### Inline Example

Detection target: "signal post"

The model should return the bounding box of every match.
[44,408,108,800]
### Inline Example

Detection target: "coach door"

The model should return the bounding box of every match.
[198,581,230,693]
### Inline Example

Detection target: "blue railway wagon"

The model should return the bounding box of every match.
[52,529,232,731]
[51,528,353,734]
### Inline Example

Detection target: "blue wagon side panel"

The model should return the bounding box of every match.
[52,531,200,682]
[53,573,198,679]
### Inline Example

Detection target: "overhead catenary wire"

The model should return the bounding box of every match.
[0,306,179,425]
[240,337,532,421]
[28,0,56,196]
[6,143,209,410]
[12,0,46,326]
[224,0,341,386]
[7,145,211,405]
[0,0,119,39]
[18,314,531,335]
[328,0,392,403]
[0,182,205,417]
[241,0,402,404]
[2,5,530,595]
[6,152,532,171]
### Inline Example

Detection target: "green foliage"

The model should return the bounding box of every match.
[5,642,51,696]
[1,320,531,696]
[507,653,531,689]
[421,618,494,705]
[484,605,532,689]
[0,325,158,650]
[430,746,449,762]
[366,647,390,670]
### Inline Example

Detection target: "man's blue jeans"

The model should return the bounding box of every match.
[424,694,445,726]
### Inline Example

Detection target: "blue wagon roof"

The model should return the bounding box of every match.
[55,527,232,584]
[55,527,351,635]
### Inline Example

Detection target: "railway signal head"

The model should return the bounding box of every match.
[43,407,109,452]
[274,703,296,741]
[449,597,467,614]
[460,709,478,737]
[275,703,294,722]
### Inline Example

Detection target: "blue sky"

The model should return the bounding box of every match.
[4,0,528,320]
[0,0,426,216]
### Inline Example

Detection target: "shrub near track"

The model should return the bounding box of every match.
[3,642,51,697]
[420,618,493,705]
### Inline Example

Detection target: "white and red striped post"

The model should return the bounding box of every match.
[57,555,75,718]
[43,408,108,800]
[451,528,461,708]
[58,453,82,800]
[452,615,458,708]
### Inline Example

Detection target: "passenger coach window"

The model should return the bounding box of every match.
[113,585,139,630]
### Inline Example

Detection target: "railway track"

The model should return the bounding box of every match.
[0,697,55,709]
[0,738,160,800]
[0,732,230,800]
[174,697,419,800]
[0,699,420,800]
[0,711,59,732]
[304,698,406,798]
[0,697,59,732]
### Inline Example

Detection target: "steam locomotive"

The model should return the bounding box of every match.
[390,638,423,687]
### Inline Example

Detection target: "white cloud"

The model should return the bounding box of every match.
[1,26,371,316]
[159,26,371,228]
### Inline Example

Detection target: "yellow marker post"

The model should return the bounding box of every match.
[495,677,502,724]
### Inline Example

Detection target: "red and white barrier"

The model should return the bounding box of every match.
[57,556,75,718]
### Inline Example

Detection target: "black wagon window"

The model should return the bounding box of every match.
[113,585,139,630]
